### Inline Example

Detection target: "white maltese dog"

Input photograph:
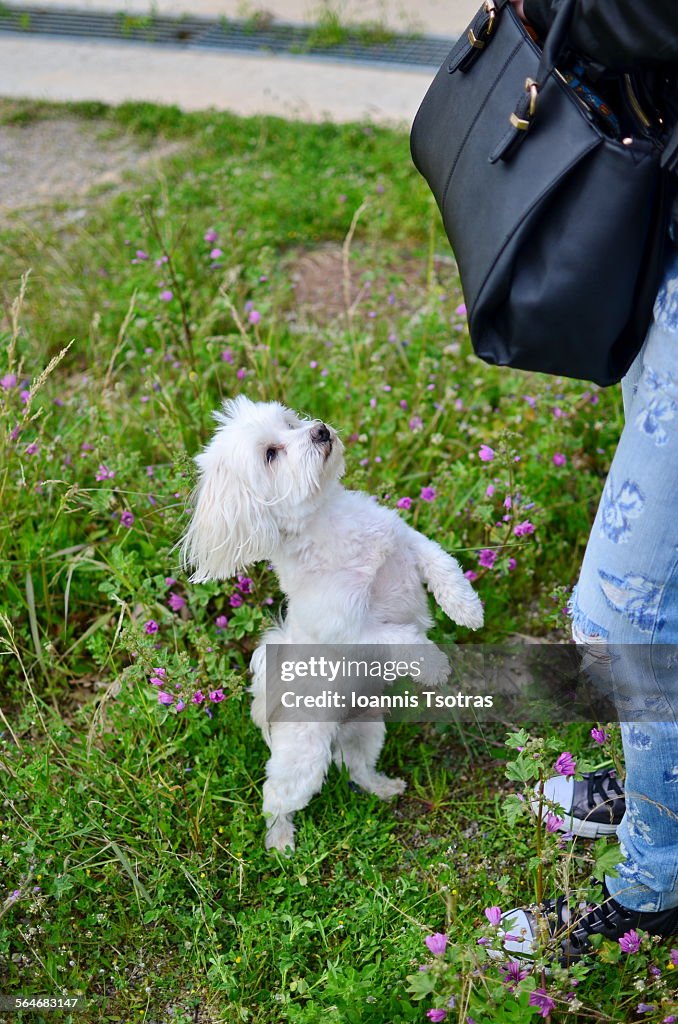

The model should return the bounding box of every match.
[182,396,483,852]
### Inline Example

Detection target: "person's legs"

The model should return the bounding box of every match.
[570,297,678,913]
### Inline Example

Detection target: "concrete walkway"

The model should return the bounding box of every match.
[13,0,478,36]
[0,0,478,123]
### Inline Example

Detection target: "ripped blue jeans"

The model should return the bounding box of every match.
[571,245,678,913]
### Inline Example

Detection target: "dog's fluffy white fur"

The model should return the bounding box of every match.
[182,396,483,851]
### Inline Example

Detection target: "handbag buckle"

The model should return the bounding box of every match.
[510,78,539,130]
[467,0,497,50]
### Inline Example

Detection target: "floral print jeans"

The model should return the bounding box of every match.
[570,245,678,913]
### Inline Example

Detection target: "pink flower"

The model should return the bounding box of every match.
[478,445,495,462]
[95,463,114,480]
[420,486,436,502]
[396,497,412,510]
[478,549,497,569]
[484,906,502,926]
[501,961,529,985]
[248,310,261,325]
[221,349,234,363]
[159,289,173,302]
[120,510,135,527]
[619,929,641,954]
[215,615,229,630]
[455,302,467,316]
[157,691,173,705]
[175,700,186,712]
[210,248,223,259]
[552,452,567,466]
[1,373,17,389]
[426,1012,446,1023]
[514,520,535,537]
[529,989,556,1018]
[508,557,517,571]
[149,676,165,687]
[236,368,247,380]
[230,593,244,608]
[25,442,38,456]
[192,691,205,704]
[554,751,576,776]
[591,727,608,745]
[168,593,186,612]
[464,570,478,582]
[545,813,564,833]
[670,948,678,966]
[409,415,423,432]
[144,620,159,634]
[236,575,253,594]
[204,228,218,243]
[165,577,177,587]
[425,933,448,956]
[208,689,225,703]
[485,484,495,497]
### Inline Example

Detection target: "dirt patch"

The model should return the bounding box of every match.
[288,242,460,322]
[0,117,184,219]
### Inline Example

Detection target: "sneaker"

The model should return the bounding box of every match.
[534,767,625,838]
[499,884,678,966]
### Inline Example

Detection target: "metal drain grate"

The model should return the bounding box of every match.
[0,5,455,68]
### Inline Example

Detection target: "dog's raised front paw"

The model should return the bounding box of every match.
[418,645,451,686]
[453,594,484,630]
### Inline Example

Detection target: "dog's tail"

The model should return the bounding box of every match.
[411,531,484,630]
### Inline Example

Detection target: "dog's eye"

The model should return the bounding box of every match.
[266,447,278,464]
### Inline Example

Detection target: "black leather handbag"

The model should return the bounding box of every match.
[410,0,675,386]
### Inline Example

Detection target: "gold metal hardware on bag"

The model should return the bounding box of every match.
[510,113,531,130]
[468,0,497,49]
[525,77,539,117]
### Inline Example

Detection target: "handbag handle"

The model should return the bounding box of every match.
[489,0,579,161]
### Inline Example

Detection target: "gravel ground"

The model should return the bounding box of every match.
[0,117,183,218]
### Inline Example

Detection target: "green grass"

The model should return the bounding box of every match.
[0,101,675,1023]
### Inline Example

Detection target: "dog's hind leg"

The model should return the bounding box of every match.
[333,720,406,800]
[262,721,336,853]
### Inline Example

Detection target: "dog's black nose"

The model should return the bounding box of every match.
[311,423,331,444]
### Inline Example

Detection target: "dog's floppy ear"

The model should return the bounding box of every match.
[180,446,279,582]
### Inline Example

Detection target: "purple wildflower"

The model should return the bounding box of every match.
[204,228,218,243]
[409,415,423,432]
[619,929,641,954]
[230,593,244,608]
[425,933,448,956]
[208,689,225,703]
[144,620,159,634]
[157,691,173,705]
[215,615,229,630]
[455,302,467,316]
[175,700,186,712]
[529,989,556,1018]
[486,484,495,497]
[514,520,535,537]
[554,751,577,776]
[420,486,436,502]
[484,906,502,927]
[478,444,495,462]
[545,813,564,833]
[426,1012,446,1023]
[671,948,678,966]
[553,452,567,467]
[248,310,261,325]
[120,510,135,527]
[192,691,205,705]
[1,373,17,389]
[637,1005,656,1014]
[210,248,223,260]
[464,570,478,582]
[159,289,173,302]
[591,727,608,745]
[508,557,517,571]
[396,497,412,510]
[501,961,529,986]
[168,593,186,612]
[478,549,497,570]
[236,575,253,594]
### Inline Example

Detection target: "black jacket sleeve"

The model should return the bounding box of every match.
[523,0,678,70]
